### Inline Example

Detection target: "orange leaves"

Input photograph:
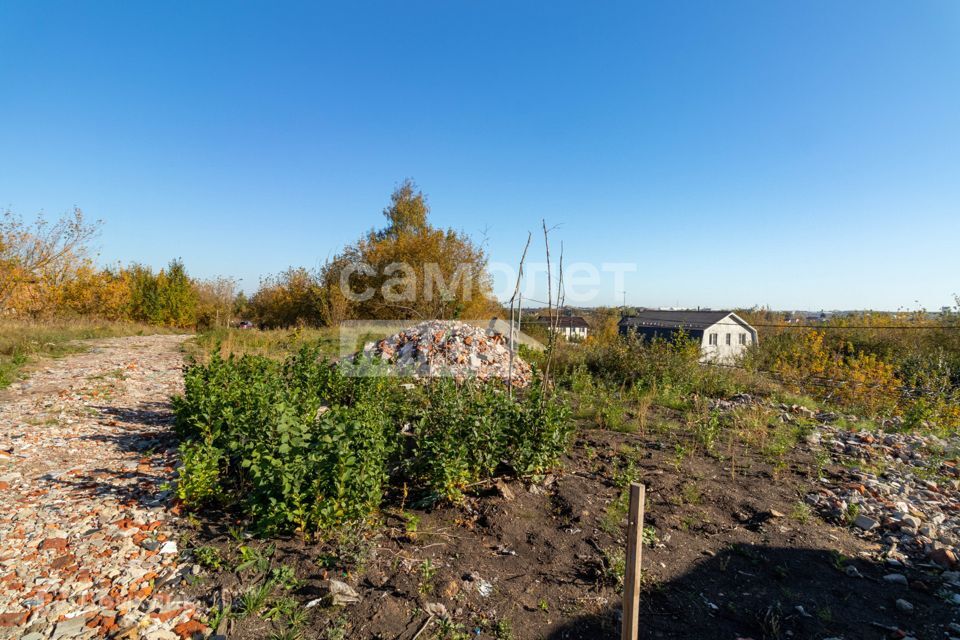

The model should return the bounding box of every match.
[772,330,902,417]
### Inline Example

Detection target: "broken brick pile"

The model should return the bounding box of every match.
[0,335,208,640]
[357,320,533,386]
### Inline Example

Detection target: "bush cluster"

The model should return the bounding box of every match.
[172,346,573,534]
[747,323,960,429]
[549,332,756,400]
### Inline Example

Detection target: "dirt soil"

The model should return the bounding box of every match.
[2,335,959,640]
[197,418,960,639]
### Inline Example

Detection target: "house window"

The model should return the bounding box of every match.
[725,333,731,346]
[739,333,747,345]
[708,333,718,346]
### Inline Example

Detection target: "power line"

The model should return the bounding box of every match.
[748,323,960,331]
[618,313,960,331]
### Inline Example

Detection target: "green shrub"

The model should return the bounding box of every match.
[410,379,573,501]
[173,346,573,533]
[177,440,222,504]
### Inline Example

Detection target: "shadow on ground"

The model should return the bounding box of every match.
[42,402,180,507]
[94,401,176,428]
[547,545,956,640]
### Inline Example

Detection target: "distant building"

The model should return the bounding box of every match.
[618,310,757,363]
[535,315,589,341]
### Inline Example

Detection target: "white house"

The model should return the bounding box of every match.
[618,310,758,363]
[536,315,590,341]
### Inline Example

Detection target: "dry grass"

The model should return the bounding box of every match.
[184,326,342,363]
[0,318,181,388]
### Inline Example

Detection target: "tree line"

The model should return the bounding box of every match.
[0,180,500,328]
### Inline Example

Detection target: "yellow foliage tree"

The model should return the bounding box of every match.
[322,180,500,322]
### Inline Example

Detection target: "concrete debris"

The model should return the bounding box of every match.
[802,424,960,570]
[355,320,532,386]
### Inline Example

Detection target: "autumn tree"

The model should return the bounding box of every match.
[249,267,325,328]
[0,208,102,315]
[322,180,500,321]
[196,276,240,329]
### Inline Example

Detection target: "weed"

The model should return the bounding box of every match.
[680,483,702,505]
[632,386,654,435]
[324,616,348,640]
[672,444,689,471]
[790,501,812,524]
[238,581,273,618]
[173,350,573,532]
[270,565,302,590]
[418,558,437,594]
[813,450,831,479]
[192,545,223,571]
[403,512,421,535]
[642,525,657,546]
[692,405,723,454]
[844,503,861,526]
[601,547,626,590]
[205,603,231,630]
[829,550,848,570]
[434,618,470,640]
[494,618,514,640]
[227,524,248,544]
[757,604,783,638]
[237,544,274,573]
[269,627,302,640]
[263,595,299,621]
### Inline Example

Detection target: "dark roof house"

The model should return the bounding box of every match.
[618,310,757,362]
[536,315,589,329]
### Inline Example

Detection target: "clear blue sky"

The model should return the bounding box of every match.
[1,1,958,311]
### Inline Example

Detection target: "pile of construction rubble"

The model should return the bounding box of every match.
[805,425,960,570]
[355,321,532,386]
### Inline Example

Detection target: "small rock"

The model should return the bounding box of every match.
[853,514,879,531]
[895,598,914,613]
[883,573,908,585]
[930,548,957,569]
[51,616,87,639]
[902,514,922,529]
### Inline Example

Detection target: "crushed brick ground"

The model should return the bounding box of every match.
[0,335,208,640]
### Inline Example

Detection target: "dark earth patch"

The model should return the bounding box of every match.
[182,427,958,639]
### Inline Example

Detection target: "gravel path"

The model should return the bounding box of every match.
[0,335,208,640]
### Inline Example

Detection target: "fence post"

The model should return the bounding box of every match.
[622,482,645,640]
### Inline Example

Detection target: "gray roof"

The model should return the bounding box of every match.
[536,315,589,329]
[618,310,740,331]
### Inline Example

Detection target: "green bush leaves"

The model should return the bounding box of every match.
[172,346,572,534]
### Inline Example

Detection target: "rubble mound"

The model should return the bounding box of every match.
[360,320,532,386]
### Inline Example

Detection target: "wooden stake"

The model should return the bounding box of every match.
[622,482,645,640]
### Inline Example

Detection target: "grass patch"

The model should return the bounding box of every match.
[0,319,179,389]
[184,326,340,362]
